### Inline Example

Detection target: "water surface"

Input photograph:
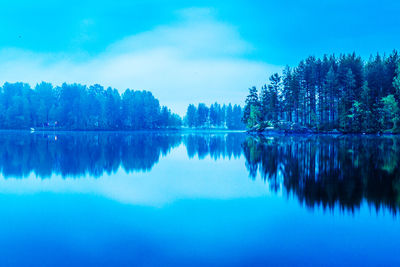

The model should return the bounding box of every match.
[0,131,399,266]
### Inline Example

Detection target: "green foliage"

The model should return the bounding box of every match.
[247,105,261,129]
[243,51,400,133]
[0,82,181,130]
[348,101,364,132]
[394,62,400,97]
[381,94,400,131]
[243,86,260,125]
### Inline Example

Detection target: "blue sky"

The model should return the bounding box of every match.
[1,0,399,113]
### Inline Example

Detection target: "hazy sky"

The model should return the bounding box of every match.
[0,0,399,114]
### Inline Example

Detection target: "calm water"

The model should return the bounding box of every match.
[0,131,399,266]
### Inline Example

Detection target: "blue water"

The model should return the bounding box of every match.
[0,132,399,266]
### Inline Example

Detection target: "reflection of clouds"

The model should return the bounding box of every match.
[0,146,269,206]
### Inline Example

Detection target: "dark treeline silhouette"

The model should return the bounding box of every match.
[243,51,400,133]
[0,82,182,130]
[0,132,244,178]
[184,103,245,129]
[242,135,400,214]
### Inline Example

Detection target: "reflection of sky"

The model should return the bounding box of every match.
[0,175,399,266]
[0,144,274,206]
[0,138,399,265]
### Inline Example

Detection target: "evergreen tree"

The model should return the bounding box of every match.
[268,73,281,121]
[339,69,356,131]
[184,103,244,129]
[381,94,399,131]
[186,104,197,127]
[226,104,234,129]
[324,66,339,128]
[220,104,226,127]
[196,103,209,127]
[393,62,400,98]
[0,82,181,130]
[209,103,221,127]
[260,85,271,121]
[242,51,400,133]
[242,86,261,127]
[232,105,244,129]
[282,66,295,123]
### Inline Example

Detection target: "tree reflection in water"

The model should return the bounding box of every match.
[184,133,243,160]
[1,131,399,214]
[242,135,400,214]
[0,131,245,178]
[0,132,181,178]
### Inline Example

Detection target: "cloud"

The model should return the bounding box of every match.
[0,8,281,115]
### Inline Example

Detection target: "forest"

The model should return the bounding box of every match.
[243,51,400,133]
[0,82,182,130]
[184,103,244,130]
[0,82,244,130]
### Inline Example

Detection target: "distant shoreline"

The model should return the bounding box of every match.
[0,129,396,136]
[0,128,246,134]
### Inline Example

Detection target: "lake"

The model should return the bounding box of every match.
[0,131,399,266]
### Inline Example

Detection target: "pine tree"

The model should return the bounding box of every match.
[360,81,372,132]
[324,66,339,129]
[242,86,261,126]
[260,85,271,121]
[268,73,281,121]
[393,62,400,98]
[282,66,294,122]
[232,105,244,129]
[381,94,399,131]
[339,69,356,131]
[185,104,197,127]
[226,103,234,129]
[196,103,209,127]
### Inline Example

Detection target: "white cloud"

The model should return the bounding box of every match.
[0,8,281,115]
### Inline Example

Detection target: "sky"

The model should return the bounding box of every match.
[0,0,399,114]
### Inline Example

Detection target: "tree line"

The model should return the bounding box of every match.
[0,82,182,130]
[0,82,246,131]
[184,103,245,129]
[243,51,400,133]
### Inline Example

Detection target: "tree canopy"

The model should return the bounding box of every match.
[184,102,245,130]
[0,82,182,130]
[243,51,400,133]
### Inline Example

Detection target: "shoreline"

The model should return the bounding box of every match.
[0,128,397,136]
[0,128,246,134]
[247,130,400,136]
